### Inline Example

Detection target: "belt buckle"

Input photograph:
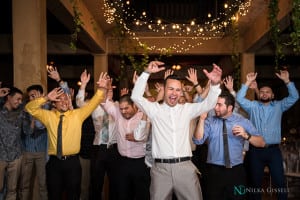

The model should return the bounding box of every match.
[60,156,67,160]
[60,156,68,160]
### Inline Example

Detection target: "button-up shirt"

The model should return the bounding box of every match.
[76,89,117,146]
[0,106,24,161]
[102,99,146,158]
[236,83,299,144]
[131,72,221,159]
[22,111,48,153]
[193,114,261,166]
[25,89,106,156]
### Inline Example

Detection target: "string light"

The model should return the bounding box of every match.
[172,65,181,70]
[103,0,252,53]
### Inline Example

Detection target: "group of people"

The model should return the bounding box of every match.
[0,60,298,200]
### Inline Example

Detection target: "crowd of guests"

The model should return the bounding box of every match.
[0,60,299,200]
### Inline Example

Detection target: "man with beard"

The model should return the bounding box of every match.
[236,70,299,200]
[193,91,265,200]
[131,61,222,200]
[102,93,151,200]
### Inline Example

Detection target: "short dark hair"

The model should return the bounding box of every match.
[120,94,134,106]
[26,84,43,93]
[8,86,23,96]
[164,74,182,86]
[219,91,235,111]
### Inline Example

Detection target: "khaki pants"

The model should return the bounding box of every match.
[0,156,22,200]
[150,160,202,200]
[19,152,47,200]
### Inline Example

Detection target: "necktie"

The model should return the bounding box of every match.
[101,112,109,143]
[222,119,231,168]
[57,114,64,159]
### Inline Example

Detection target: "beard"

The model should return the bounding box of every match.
[260,98,272,103]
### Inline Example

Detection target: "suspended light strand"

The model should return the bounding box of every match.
[103,0,252,53]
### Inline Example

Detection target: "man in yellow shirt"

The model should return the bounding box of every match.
[25,71,109,200]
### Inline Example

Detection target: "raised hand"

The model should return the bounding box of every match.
[144,61,165,74]
[47,88,64,102]
[47,66,61,82]
[186,68,198,86]
[245,72,257,86]
[80,69,90,86]
[223,76,234,93]
[96,72,109,90]
[203,64,222,85]
[275,70,290,84]
[154,82,164,93]
[164,69,174,79]
[120,88,129,96]
[0,87,10,97]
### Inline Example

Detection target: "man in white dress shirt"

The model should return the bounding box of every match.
[131,61,222,200]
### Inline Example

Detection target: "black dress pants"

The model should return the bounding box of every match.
[46,155,81,200]
[89,144,119,200]
[117,156,150,200]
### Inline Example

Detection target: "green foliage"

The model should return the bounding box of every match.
[70,0,84,50]
[289,0,300,54]
[268,0,284,70]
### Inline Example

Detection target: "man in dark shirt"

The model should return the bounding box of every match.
[0,87,24,199]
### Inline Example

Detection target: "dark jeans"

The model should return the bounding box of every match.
[46,155,81,200]
[206,163,246,200]
[89,144,119,200]
[246,145,288,200]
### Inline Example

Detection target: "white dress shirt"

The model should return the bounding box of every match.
[131,72,221,159]
[76,89,117,146]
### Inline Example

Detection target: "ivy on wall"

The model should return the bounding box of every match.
[289,0,300,54]
[70,0,84,50]
[268,0,284,70]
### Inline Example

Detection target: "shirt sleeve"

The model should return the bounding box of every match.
[76,88,87,108]
[102,99,119,120]
[188,84,221,119]
[280,82,299,111]
[133,119,150,141]
[76,89,106,121]
[131,72,157,117]
[25,97,52,125]
[236,84,253,113]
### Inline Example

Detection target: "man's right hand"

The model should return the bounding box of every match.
[144,61,165,74]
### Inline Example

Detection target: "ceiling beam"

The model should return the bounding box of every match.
[241,0,292,52]
[48,0,107,53]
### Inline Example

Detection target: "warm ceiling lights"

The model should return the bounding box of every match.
[172,64,181,71]
[103,0,252,53]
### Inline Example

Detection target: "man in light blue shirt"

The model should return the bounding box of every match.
[236,70,299,200]
[193,91,265,200]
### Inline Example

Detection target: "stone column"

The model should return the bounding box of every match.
[12,0,47,92]
[240,53,255,100]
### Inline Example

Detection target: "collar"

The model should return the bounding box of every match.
[258,101,275,106]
